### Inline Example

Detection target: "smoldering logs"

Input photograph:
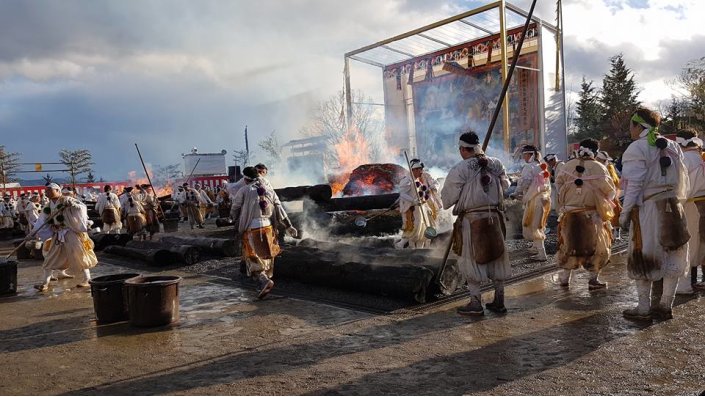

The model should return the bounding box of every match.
[125,240,200,265]
[275,238,460,303]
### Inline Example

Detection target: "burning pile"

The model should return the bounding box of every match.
[341,164,406,196]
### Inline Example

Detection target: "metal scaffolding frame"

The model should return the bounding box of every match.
[343,0,560,152]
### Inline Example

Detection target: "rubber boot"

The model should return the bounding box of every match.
[588,270,607,290]
[676,270,694,295]
[486,280,507,314]
[457,280,484,316]
[531,240,547,261]
[557,269,572,287]
[653,275,677,320]
[623,279,652,320]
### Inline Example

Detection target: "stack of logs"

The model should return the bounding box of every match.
[94,233,236,267]
[217,183,402,235]
[275,238,459,303]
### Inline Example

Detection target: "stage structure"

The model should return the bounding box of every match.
[344,0,566,168]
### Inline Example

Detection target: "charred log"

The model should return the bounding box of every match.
[317,193,399,212]
[90,233,133,251]
[103,245,172,266]
[275,184,332,203]
[125,240,200,265]
[159,235,237,257]
[275,239,460,302]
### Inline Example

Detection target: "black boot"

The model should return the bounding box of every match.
[486,282,507,313]
[457,296,484,316]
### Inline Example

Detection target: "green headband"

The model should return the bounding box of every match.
[632,114,659,146]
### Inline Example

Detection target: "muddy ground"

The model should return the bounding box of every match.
[1,226,705,395]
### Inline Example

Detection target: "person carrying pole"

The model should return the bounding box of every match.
[441,131,511,316]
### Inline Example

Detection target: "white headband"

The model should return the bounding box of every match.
[676,136,703,148]
[458,140,478,149]
[410,161,424,170]
[46,183,61,190]
[578,146,596,159]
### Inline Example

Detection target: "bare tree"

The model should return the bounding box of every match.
[299,89,384,165]
[258,130,282,165]
[0,145,21,186]
[232,149,250,167]
[58,149,94,187]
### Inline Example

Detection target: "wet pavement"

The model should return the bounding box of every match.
[2,244,705,395]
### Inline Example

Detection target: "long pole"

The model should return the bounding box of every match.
[499,0,511,152]
[437,0,539,292]
[185,158,201,184]
[482,0,539,152]
[134,143,166,221]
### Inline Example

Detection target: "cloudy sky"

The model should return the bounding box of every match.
[1,0,702,181]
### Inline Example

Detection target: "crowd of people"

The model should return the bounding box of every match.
[7,106,703,318]
[399,106,703,320]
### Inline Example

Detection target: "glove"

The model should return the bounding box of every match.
[286,226,298,237]
[619,209,631,229]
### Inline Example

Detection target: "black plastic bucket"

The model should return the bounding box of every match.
[90,273,141,324]
[124,275,182,327]
[0,260,18,296]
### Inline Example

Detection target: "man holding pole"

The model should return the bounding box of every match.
[442,131,511,315]
[396,158,437,249]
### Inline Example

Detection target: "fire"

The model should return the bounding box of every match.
[330,127,372,196]
[126,170,173,197]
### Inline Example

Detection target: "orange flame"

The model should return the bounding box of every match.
[126,170,173,197]
[330,127,371,196]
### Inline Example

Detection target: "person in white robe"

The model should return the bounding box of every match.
[95,185,122,234]
[0,195,14,229]
[442,131,511,316]
[619,107,690,321]
[183,185,205,229]
[515,145,551,261]
[396,159,438,249]
[33,183,98,292]
[555,139,616,289]
[15,193,30,234]
[596,150,623,241]
[231,167,297,299]
[124,189,147,239]
[193,183,213,221]
[674,128,705,294]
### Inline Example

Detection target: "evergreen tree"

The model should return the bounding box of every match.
[573,77,603,141]
[86,171,95,183]
[599,54,641,155]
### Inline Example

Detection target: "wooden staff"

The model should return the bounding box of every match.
[134,143,166,221]
[4,206,63,260]
[436,0,539,293]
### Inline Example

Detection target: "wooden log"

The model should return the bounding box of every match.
[103,245,172,266]
[274,184,332,203]
[90,233,133,251]
[275,246,435,303]
[215,217,235,228]
[125,240,200,265]
[274,240,461,302]
[159,235,237,257]
[320,193,399,212]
